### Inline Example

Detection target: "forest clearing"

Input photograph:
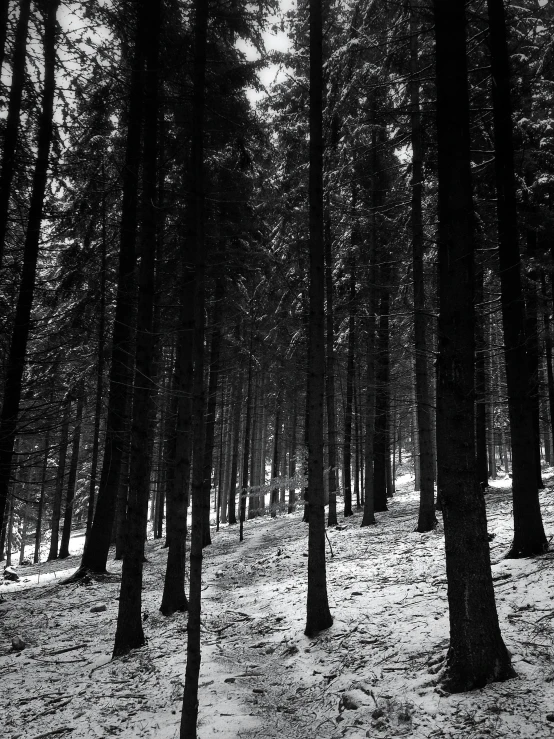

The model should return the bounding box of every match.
[2,474,554,739]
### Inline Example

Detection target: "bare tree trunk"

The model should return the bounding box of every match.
[34,432,50,563]
[343,255,356,518]
[487,0,547,557]
[325,208,338,526]
[304,0,332,637]
[434,0,513,691]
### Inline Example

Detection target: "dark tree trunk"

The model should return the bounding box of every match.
[270,390,281,517]
[0,0,31,267]
[410,12,436,531]
[361,262,377,527]
[343,255,356,518]
[325,209,338,526]
[227,366,242,525]
[0,0,58,536]
[59,386,84,558]
[112,0,161,657]
[240,324,254,541]
[475,259,489,489]
[34,432,50,563]
[85,160,108,541]
[524,237,543,489]
[541,272,554,455]
[160,267,193,615]
[288,396,298,513]
[304,0,332,638]
[75,0,147,577]
[487,0,547,557]
[434,0,514,692]
[48,396,71,561]
[201,278,224,547]
[373,267,390,512]
[181,0,208,731]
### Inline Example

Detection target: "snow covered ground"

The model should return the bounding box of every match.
[2,474,554,738]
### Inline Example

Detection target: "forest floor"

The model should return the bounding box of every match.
[2,474,554,739]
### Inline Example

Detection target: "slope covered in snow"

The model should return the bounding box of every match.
[2,475,554,738]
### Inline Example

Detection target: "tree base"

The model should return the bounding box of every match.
[505,540,548,559]
[304,612,333,638]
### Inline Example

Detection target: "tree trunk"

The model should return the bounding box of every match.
[410,12,436,530]
[227,366,242,525]
[270,390,281,517]
[373,269,390,512]
[34,432,50,563]
[487,0,547,557]
[0,0,9,75]
[475,259,489,489]
[240,325,254,541]
[48,396,71,561]
[0,0,31,267]
[434,0,514,692]
[325,208,338,527]
[201,278,225,547]
[0,0,58,538]
[85,159,108,542]
[75,0,147,578]
[343,255,356,518]
[304,0,332,638]
[361,265,377,527]
[59,385,84,558]
[542,272,554,459]
[112,0,161,657]
[181,0,209,730]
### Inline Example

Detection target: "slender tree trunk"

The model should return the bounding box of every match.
[434,0,514,691]
[59,385,84,558]
[181,0,208,730]
[373,269,390,512]
[524,242,543,489]
[112,0,161,656]
[85,160,107,541]
[487,0,547,556]
[0,0,9,75]
[227,366,242,525]
[0,0,31,267]
[6,495,14,566]
[48,396,71,561]
[361,265,377,527]
[270,390,281,517]
[542,272,554,455]
[0,0,58,535]
[410,13,436,530]
[475,259,489,489]
[304,0,332,637]
[325,208,338,526]
[343,256,356,518]
[240,326,254,541]
[75,0,147,577]
[34,432,49,563]
[201,278,224,547]
[288,395,297,513]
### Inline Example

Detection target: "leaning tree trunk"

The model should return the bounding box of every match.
[180,0,208,731]
[433,0,514,692]
[0,0,31,267]
[410,11,436,531]
[112,0,161,658]
[487,0,547,557]
[59,385,84,558]
[304,0,333,638]
[0,0,58,537]
[74,0,147,578]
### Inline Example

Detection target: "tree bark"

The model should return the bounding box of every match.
[304,0,332,638]
[343,255,356,518]
[475,259,489,489]
[34,432,50,563]
[0,0,59,537]
[434,0,514,692]
[325,208,338,527]
[227,365,242,525]
[487,0,547,557]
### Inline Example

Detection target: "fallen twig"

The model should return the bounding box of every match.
[29,727,73,739]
